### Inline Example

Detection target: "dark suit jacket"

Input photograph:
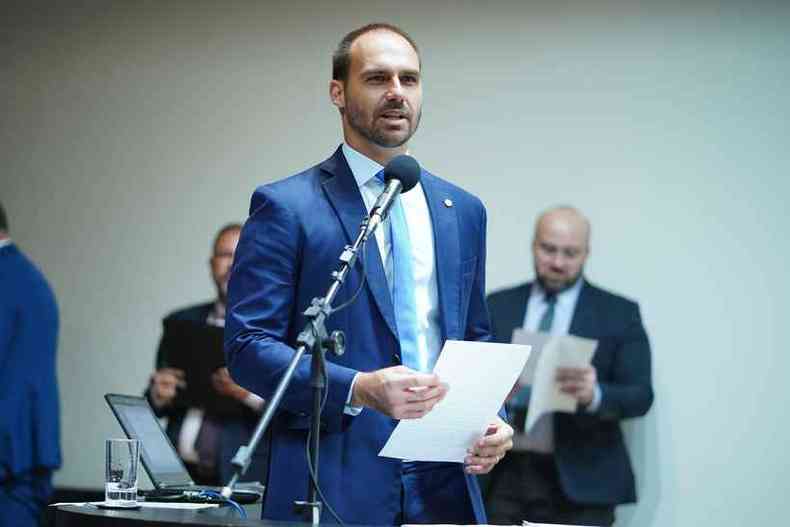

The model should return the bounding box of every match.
[147,302,268,484]
[0,244,60,483]
[225,146,492,524]
[487,280,653,505]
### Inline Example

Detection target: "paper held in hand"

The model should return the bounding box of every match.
[378,340,531,462]
[510,329,598,433]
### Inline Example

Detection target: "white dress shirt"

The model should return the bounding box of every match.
[0,238,12,249]
[523,279,583,336]
[341,144,442,413]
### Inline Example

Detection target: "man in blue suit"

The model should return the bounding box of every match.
[0,202,61,527]
[484,206,654,526]
[225,23,513,525]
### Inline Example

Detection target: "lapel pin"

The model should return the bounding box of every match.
[443,198,453,208]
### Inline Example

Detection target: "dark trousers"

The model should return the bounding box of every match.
[485,452,615,527]
[0,470,53,527]
[396,461,476,525]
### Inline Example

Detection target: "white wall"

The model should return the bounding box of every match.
[2,1,788,525]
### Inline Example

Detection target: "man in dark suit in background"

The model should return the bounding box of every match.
[0,202,61,527]
[225,23,512,525]
[484,206,654,526]
[146,223,268,485]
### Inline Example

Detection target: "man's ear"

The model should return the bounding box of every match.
[329,79,345,111]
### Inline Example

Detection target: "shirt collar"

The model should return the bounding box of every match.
[0,238,12,250]
[342,143,384,188]
[206,300,226,327]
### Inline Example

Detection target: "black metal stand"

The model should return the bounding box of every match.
[221,219,372,526]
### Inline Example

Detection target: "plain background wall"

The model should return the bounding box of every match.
[2,1,788,525]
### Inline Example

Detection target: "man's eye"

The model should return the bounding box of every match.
[401,75,418,84]
[541,245,557,255]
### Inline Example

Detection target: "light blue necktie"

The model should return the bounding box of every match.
[374,170,423,372]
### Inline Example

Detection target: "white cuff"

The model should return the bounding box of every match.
[344,373,364,416]
[244,393,266,412]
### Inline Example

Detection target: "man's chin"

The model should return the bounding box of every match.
[539,277,573,294]
[372,132,411,149]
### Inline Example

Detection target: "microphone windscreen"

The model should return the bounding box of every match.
[383,155,421,193]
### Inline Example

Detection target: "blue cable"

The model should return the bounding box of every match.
[197,490,247,519]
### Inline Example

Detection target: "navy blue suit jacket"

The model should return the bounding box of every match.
[225,147,492,524]
[487,280,653,505]
[0,244,61,483]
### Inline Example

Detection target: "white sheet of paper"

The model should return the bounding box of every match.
[511,329,597,433]
[378,340,531,462]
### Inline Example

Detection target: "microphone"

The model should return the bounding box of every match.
[365,154,421,238]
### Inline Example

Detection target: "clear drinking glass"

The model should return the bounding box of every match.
[105,438,140,507]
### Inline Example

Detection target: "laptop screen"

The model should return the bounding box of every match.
[104,393,194,488]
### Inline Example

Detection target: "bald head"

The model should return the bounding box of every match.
[535,207,590,247]
[532,206,590,293]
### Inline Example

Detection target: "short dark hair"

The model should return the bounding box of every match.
[0,201,7,233]
[212,222,242,254]
[332,23,420,82]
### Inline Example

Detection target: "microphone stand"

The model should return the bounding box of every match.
[222,217,375,526]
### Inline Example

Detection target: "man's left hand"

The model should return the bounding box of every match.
[556,366,597,406]
[464,417,513,475]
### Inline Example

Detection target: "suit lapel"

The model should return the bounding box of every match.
[421,173,460,340]
[509,283,532,337]
[319,148,398,338]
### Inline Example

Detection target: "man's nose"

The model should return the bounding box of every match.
[385,78,404,99]
[549,254,566,270]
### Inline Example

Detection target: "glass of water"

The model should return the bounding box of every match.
[105,438,140,507]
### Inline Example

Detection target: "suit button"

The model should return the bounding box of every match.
[393,354,401,362]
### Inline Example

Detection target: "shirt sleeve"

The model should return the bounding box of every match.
[344,373,364,416]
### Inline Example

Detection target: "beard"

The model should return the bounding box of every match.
[536,268,584,294]
[345,98,422,148]
[215,275,229,303]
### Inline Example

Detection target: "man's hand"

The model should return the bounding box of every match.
[556,366,597,406]
[211,367,250,402]
[352,365,448,419]
[464,417,514,475]
[150,368,185,408]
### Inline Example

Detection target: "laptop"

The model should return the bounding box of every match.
[104,393,262,504]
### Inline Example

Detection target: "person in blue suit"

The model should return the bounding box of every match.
[225,23,514,525]
[0,202,61,527]
[146,223,268,485]
[484,206,654,526]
